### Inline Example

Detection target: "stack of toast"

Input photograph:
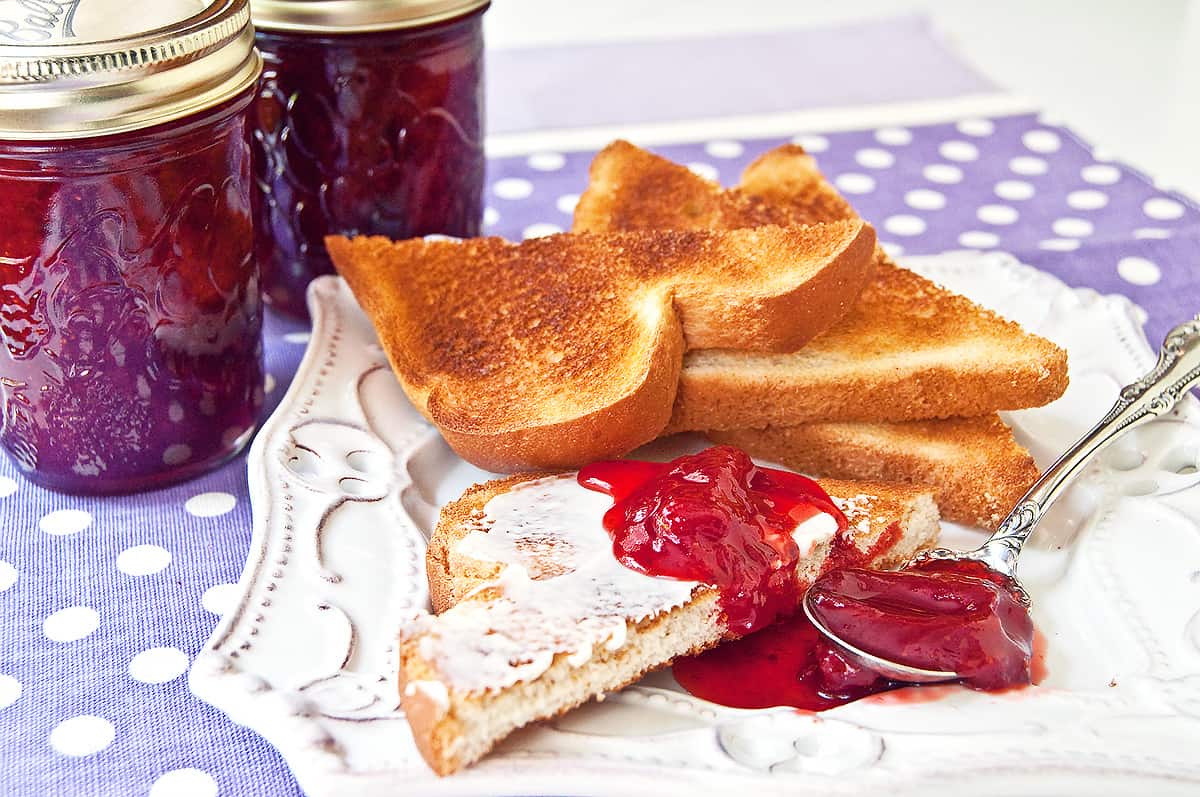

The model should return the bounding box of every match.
[329,140,1067,530]
[325,139,1071,775]
[571,141,1067,529]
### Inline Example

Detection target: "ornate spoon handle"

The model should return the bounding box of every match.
[970,315,1200,578]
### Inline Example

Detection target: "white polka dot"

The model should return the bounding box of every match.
[526,152,565,171]
[522,223,562,240]
[201,583,238,616]
[1081,164,1121,185]
[904,189,945,211]
[1039,238,1081,252]
[49,715,114,757]
[687,162,719,182]
[264,374,277,395]
[129,647,189,684]
[282,332,310,345]
[704,140,744,159]
[956,118,995,137]
[834,173,875,194]
[883,215,926,237]
[0,674,19,709]
[116,545,171,577]
[1010,156,1048,176]
[0,561,15,592]
[874,127,912,146]
[1067,189,1108,210]
[44,606,99,642]
[1053,217,1094,237]
[879,241,905,257]
[556,194,579,214]
[1118,256,1161,286]
[855,148,894,169]
[0,477,16,497]
[150,768,218,797]
[939,140,978,162]
[1023,129,1062,153]
[977,205,1019,225]
[162,444,191,466]
[39,509,92,536]
[923,163,963,184]
[1143,197,1185,220]
[958,231,1000,249]
[994,180,1035,201]
[493,177,533,200]
[482,207,499,226]
[791,134,828,152]
[185,492,236,518]
[1134,227,1172,239]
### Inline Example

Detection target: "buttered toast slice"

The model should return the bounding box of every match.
[401,471,939,775]
[573,141,1068,429]
[327,225,875,472]
[710,415,1038,530]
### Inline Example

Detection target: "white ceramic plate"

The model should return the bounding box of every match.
[190,251,1200,796]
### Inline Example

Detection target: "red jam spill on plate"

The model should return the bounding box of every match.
[578,446,847,635]
[673,557,1035,711]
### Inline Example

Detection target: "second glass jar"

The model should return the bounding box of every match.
[251,3,488,316]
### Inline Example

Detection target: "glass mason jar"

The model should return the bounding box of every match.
[250,0,488,316]
[0,0,264,494]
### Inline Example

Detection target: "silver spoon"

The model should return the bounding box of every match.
[804,314,1200,683]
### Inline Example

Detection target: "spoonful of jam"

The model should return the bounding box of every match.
[803,315,1200,688]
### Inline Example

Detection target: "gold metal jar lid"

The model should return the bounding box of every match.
[0,0,262,140]
[251,0,488,34]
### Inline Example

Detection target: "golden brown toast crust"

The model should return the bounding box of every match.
[572,142,1069,428]
[670,260,1069,429]
[327,223,876,472]
[738,143,859,222]
[575,140,799,233]
[711,415,1039,530]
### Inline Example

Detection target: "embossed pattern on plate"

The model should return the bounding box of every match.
[191,252,1200,796]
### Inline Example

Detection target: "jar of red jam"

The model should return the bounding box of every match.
[0,0,264,494]
[250,0,488,316]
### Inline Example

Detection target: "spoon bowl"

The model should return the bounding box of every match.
[801,594,958,684]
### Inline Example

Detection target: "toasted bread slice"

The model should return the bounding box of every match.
[573,141,1069,429]
[402,470,940,775]
[327,225,876,472]
[709,415,1037,529]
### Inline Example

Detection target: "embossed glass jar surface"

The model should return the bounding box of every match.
[251,5,487,317]
[0,0,263,493]
[0,92,263,493]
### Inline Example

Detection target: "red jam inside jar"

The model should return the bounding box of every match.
[251,4,487,316]
[0,93,264,493]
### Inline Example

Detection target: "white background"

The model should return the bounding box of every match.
[486,0,1200,198]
